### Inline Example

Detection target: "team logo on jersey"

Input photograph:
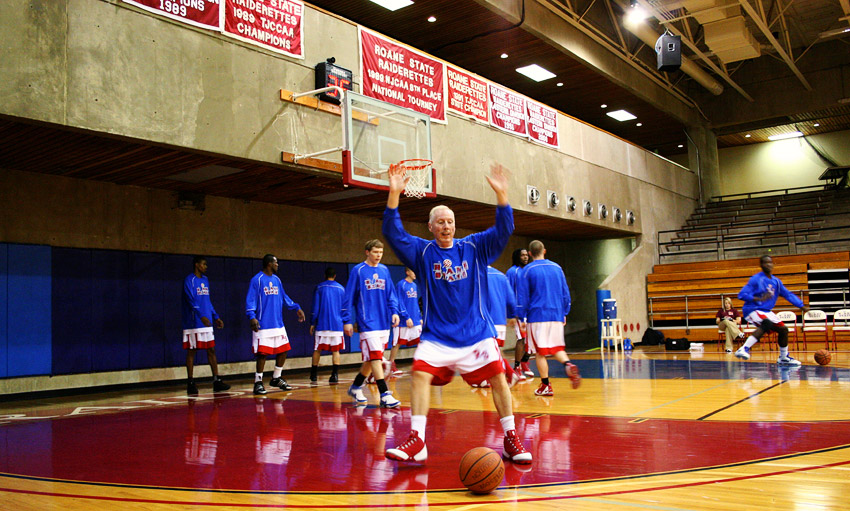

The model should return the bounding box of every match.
[365,273,386,290]
[406,288,417,298]
[196,283,209,296]
[263,282,279,295]
[432,259,469,282]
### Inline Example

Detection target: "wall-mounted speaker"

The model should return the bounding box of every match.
[547,191,560,209]
[566,196,576,212]
[583,200,593,216]
[613,207,622,222]
[527,185,540,205]
[598,204,608,220]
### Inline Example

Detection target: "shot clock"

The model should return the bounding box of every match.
[315,58,353,104]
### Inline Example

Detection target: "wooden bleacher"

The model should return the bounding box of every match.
[646,251,850,348]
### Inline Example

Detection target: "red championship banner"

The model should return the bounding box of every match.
[123,0,221,30]
[360,28,445,123]
[489,84,527,137]
[223,0,304,59]
[446,66,489,123]
[526,100,559,148]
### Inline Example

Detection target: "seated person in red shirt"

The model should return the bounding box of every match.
[716,297,744,353]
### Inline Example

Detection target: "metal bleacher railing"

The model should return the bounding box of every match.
[648,287,850,330]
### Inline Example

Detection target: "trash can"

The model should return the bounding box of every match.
[602,298,617,319]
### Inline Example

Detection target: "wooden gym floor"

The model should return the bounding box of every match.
[1,346,849,510]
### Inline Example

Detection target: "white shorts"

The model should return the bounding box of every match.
[393,323,422,347]
[253,327,291,355]
[314,331,345,352]
[359,330,390,361]
[183,327,215,349]
[494,325,506,347]
[745,311,784,329]
[526,321,565,356]
[412,338,504,386]
[514,322,527,340]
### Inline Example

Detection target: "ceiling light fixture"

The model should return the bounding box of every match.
[606,109,637,121]
[768,131,803,141]
[427,16,436,22]
[516,64,556,82]
[636,122,643,126]
[818,27,850,40]
[557,82,563,86]
[678,144,683,148]
[813,123,820,127]
[600,104,607,108]
[500,53,509,59]
[368,0,414,11]
[745,134,751,138]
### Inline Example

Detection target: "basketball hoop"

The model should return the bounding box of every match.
[397,158,433,199]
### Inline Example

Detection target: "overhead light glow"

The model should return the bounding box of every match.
[368,0,414,11]
[600,104,607,108]
[768,131,803,141]
[626,6,650,24]
[427,16,436,22]
[813,123,820,127]
[606,109,637,121]
[516,64,556,82]
[677,144,683,148]
[636,122,643,126]
[557,82,564,87]
[500,53,509,59]
[745,134,751,138]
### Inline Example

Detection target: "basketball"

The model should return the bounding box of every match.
[814,349,831,366]
[459,447,504,494]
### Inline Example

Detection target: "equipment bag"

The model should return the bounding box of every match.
[665,337,690,350]
[641,328,665,346]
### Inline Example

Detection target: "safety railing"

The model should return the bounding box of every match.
[648,287,849,329]
[710,184,830,202]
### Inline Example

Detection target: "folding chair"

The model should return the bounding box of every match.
[802,310,828,350]
[831,309,850,351]
[775,311,798,350]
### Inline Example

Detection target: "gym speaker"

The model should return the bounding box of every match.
[655,34,681,72]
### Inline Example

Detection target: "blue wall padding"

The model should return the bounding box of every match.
[52,248,94,375]
[162,254,195,368]
[0,244,7,378]
[7,244,52,377]
[128,252,167,370]
[223,257,258,362]
[90,250,130,373]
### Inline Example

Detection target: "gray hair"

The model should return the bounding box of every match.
[428,205,453,224]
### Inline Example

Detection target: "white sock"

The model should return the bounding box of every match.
[254,373,263,383]
[500,415,516,434]
[780,346,789,358]
[411,415,427,438]
[273,366,283,378]
[743,336,758,349]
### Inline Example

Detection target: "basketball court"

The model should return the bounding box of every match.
[2,348,848,510]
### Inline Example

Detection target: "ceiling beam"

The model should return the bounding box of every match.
[736,0,813,90]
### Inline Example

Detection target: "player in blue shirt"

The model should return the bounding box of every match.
[246,254,306,395]
[344,240,401,409]
[182,256,230,395]
[388,268,422,376]
[735,255,808,365]
[469,266,521,389]
[309,267,346,384]
[506,248,532,379]
[382,162,531,465]
[517,240,580,396]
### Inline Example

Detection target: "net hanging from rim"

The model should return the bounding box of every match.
[397,158,433,199]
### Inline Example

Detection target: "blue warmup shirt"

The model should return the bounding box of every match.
[738,271,804,317]
[311,280,346,332]
[343,263,399,332]
[517,259,571,322]
[245,272,301,329]
[506,265,523,297]
[486,266,516,325]
[182,274,219,329]
[382,204,514,347]
[396,279,422,325]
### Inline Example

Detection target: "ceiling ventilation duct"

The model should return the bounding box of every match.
[703,15,761,63]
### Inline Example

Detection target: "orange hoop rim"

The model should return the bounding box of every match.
[396,158,433,170]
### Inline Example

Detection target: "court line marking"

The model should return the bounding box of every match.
[2,458,848,508]
[697,380,786,420]
[628,380,740,417]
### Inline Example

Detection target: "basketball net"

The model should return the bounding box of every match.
[397,159,433,199]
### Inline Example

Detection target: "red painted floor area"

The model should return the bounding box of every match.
[2,396,849,493]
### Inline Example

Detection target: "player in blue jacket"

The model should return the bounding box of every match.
[388,268,422,376]
[506,248,532,379]
[309,267,346,384]
[246,254,306,395]
[469,266,521,389]
[735,255,808,365]
[382,162,531,465]
[517,240,580,396]
[182,256,230,395]
[343,239,401,409]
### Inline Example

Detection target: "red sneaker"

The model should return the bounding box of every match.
[502,430,532,464]
[391,362,403,376]
[386,431,428,462]
[565,362,581,389]
[521,361,534,377]
[534,383,553,396]
[515,368,527,382]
